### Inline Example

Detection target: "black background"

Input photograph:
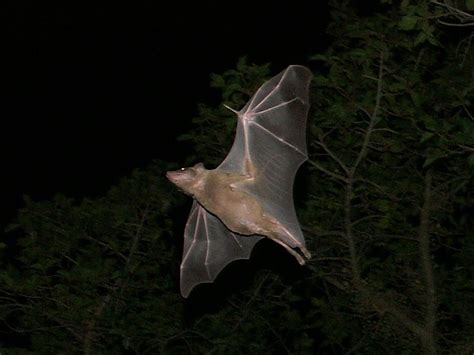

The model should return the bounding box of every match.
[2,1,330,231]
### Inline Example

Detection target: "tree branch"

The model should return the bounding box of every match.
[352,51,384,173]
[418,169,438,354]
[316,134,351,176]
[431,1,474,26]
[307,159,348,182]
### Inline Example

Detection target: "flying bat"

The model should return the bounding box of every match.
[166,65,313,297]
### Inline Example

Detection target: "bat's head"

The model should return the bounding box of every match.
[166,163,207,197]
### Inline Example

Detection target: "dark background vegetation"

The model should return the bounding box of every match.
[1,0,473,353]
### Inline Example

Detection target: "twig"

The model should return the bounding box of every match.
[464,104,474,120]
[431,1,474,19]
[350,214,385,227]
[352,51,384,173]
[417,169,438,353]
[307,159,348,182]
[316,135,351,176]
[431,0,474,26]
[437,20,474,27]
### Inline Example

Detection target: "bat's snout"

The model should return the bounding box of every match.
[165,170,182,185]
[165,170,174,181]
[166,169,196,196]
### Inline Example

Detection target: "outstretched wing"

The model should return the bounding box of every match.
[218,65,312,248]
[180,201,262,298]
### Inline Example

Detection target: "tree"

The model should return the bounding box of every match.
[0,162,186,353]
[303,1,473,352]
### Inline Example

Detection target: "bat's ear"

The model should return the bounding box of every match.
[193,162,205,170]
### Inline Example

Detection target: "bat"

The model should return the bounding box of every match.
[166,65,313,297]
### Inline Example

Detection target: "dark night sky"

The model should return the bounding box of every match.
[2,1,330,231]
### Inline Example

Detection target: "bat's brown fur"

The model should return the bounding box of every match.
[166,162,311,264]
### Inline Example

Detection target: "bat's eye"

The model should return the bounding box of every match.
[180,168,185,171]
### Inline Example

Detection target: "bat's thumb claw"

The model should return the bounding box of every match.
[223,104,239,114]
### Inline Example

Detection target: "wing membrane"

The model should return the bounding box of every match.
[180,65,312,297]
[218,65,312,247]
[180,201,262,298]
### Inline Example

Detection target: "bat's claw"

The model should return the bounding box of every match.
[296,254,306,266]
[223,104,239,114]
[272,238,310,266]
[295,247,311,265]
[300,247,312,260]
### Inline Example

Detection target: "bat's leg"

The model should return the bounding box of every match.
[259,214,310,265]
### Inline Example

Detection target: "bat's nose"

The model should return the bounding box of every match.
[166,170,181,184]
[165,171,173,181]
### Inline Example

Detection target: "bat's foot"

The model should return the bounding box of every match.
[293,246,311,265]
[296,255,306,266]
[271,238,310,266]
[291,250,306,266]
[300,246,311,260]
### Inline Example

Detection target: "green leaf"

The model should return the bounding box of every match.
[468,154,474,167]
[423,150,445,167]
[414,32,427,45]
[420,132,434,143]
[422,115,438,131]
[467,0,474,11]
[399,16,418,30]
[314,75,330,86]
[400,0,410,9]
[310,53,329,62]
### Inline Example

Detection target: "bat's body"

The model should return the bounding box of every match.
[167,65,313,297]
[167,162,311,266]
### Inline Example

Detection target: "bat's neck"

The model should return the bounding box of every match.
[190,170,211,200]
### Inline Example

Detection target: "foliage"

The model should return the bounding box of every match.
[304,0,474,352]
[0,162,185,353]
[179,57,271,168]
[1,1,473,353]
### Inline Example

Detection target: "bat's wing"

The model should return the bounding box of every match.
[180,201,263,298]
[219,65,312,249]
